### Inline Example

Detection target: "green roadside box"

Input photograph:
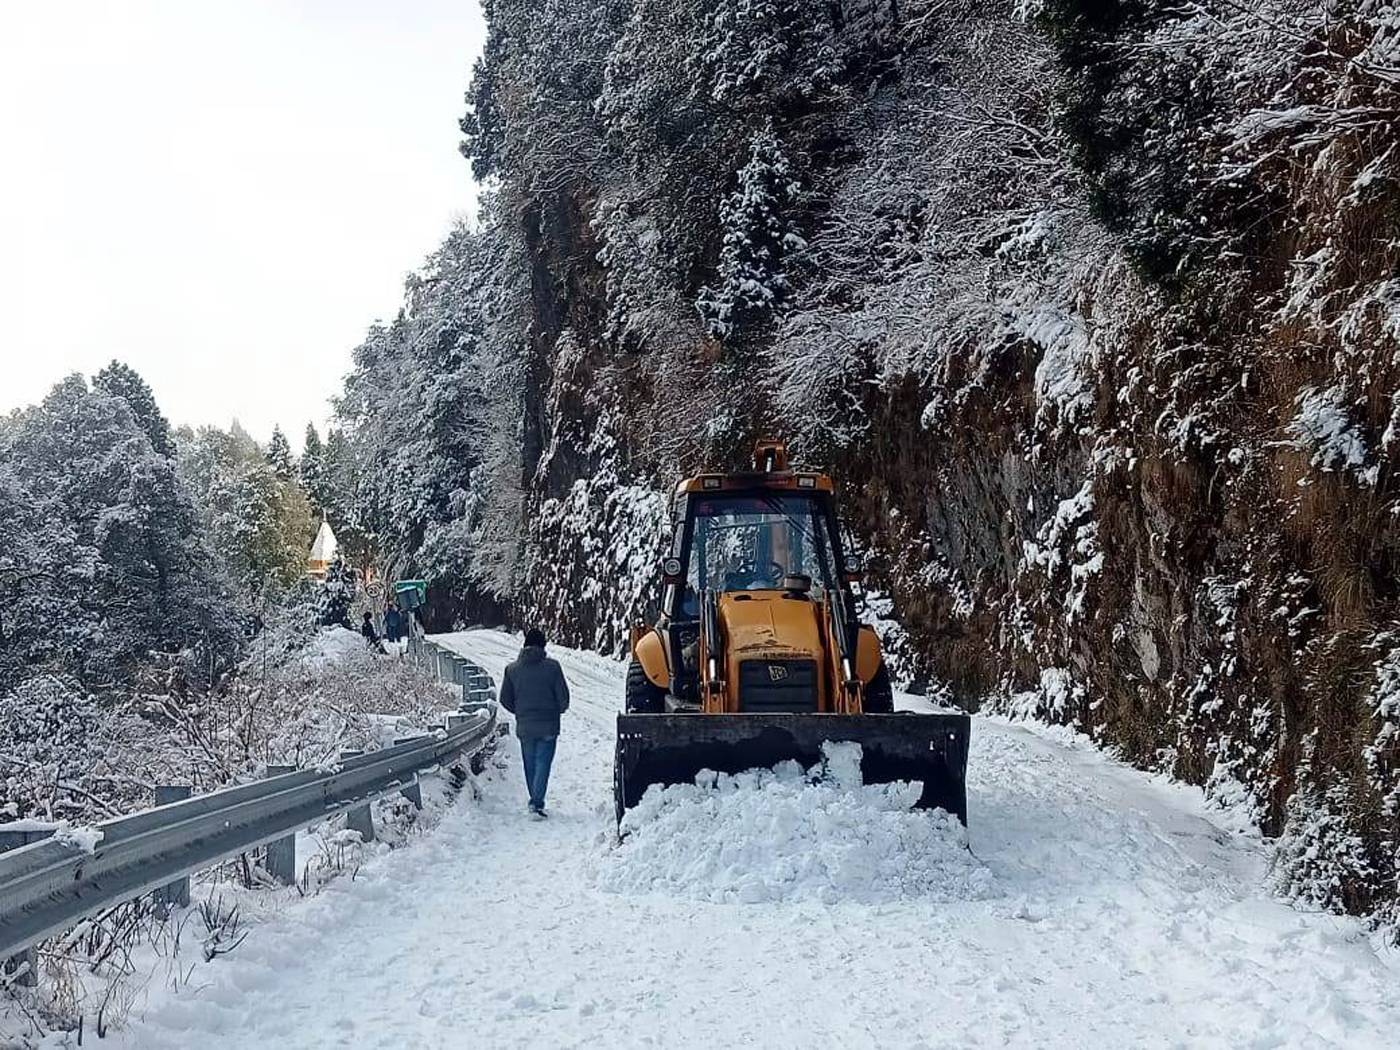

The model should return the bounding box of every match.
[394,580,427,611]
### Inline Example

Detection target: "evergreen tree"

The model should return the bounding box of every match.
[266,425,295,479]
[0,458,92,688]
[301,423,326,510]
[696,125,805,340]
[178,425,317,596]
[316,554,356,627]
[321,428,370,563]
[459,51,505,181]
[93,360,175,458]
[2,375,241,688]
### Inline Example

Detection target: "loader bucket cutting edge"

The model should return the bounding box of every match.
[613,713,970,825]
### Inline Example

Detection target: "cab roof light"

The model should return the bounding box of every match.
[702,476,722,490]
[797,475,817,488]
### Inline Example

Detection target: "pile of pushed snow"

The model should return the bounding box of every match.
[591,742,996,905]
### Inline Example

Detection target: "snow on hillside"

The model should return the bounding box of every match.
[103,630,1400,1049]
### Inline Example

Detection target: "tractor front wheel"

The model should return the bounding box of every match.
[625,659,666,714]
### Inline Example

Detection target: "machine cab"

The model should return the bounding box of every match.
[655,450,861,706]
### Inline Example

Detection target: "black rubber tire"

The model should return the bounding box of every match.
[625,659,666,714]
[863,662,895,713]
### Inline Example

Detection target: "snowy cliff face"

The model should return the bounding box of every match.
[345,1,1400,928]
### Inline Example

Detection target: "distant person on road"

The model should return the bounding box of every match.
[499,628,570,819]
[361,611,385,654]
[384,601,403,643]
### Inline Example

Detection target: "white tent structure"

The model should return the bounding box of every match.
[307,519,339,577]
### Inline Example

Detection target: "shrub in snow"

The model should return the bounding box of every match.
[999,667,1084,723]
[593,742,996,905]
[1365,647,1400,817]
[1287,385,1372,481]
[0,675,163,821]
[1269,784,1379,916]
[1020,478,1103,622]
[223,625,458,775]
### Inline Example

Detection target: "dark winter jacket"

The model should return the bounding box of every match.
[500,646,570,740]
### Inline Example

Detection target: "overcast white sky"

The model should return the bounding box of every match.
[0,0,485,448]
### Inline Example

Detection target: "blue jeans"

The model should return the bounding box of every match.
[519,736,557,810]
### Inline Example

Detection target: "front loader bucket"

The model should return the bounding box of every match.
[613,713,971,825]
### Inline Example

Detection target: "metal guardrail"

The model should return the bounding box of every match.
[423,637,497,707]
[0,646,500,967]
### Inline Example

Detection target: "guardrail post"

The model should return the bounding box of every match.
[153,786,193,913]
[392,740,425,810]
[264,765,298,886]
[0,830,48,987]
[447,712,491,776]
[339,751,376,843]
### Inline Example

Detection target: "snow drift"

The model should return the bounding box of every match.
[591,742,996,905]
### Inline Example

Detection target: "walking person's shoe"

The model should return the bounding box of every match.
[528,802,545,821]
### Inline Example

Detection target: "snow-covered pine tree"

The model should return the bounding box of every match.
[693,0,843,106]
[301,423,326,511]
[697,125,806,341]
[699,0,789,105]
[93,360,176,459]
[0,457,95,690]
[3,374,242,688]
[266,425,295,479]
[177,424,316,596]
[321,429,369,561]
[317,554,356,628]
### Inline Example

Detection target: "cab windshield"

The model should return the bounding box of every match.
[684,493,839,595]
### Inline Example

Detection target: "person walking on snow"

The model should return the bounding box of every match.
[361,611,385,654]
[499,628,570,818]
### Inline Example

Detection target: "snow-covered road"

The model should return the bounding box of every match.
[118,629,1399,1049]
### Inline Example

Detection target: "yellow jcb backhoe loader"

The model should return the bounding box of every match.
[615,439,970,823]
